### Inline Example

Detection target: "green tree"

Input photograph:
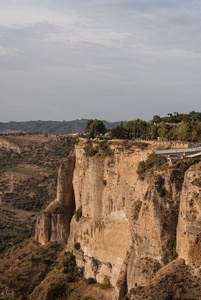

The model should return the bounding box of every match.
[177,122,191,141]
[111,125,128,139]
[126,119,147,139]
[150,124,158,139]
[84,119,106,139]
[157,122,169,139]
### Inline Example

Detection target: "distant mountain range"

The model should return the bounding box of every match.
[0,119,126,134]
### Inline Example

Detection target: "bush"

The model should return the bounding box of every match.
[134,202,142,220]
[176,158,199,171]
[99,140,112,157]
[75,207,82,222]
[157,187,165,198]
[84,141,98,157]
[103,180,107,186]
[74,242,80,250]
[137,153,167,180]
[168,239,177,262]
[61,251,76,272]
[100,276,110,290]
[85,277,96,285]
[52,206,63,214]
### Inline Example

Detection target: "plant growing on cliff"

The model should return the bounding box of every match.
[52,205,63,214]
[84,141,98,157]
[134,201,142,220]
[137,153,168,180]
[168,239,177,262]
[99,140,112,157]
[175,158,199,171]
[75,206,82,222]
[100,275,110,290]
[62,251,76,272]
[85,277,96,285]
[74,242,80,250]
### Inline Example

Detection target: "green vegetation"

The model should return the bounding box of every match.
[99,140,112,157]
[100,275,110,290]
[74,242,81,250]
[49,283,74,299]
[168,239,177,262]
[157,187,165,198]
[75,206,82,222]
[85,277,96,285]
[175,158,199,171]
[111,122,128,139]
[52,205,64,214]
[84,141,98,157]
[61,251,77,272]
[137,153,168,180]
[103,179,107,186]
[134,202,142,220]
[84,119,106,139]
[12,167,45,178]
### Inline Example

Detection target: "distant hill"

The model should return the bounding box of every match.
[0,119,126,134]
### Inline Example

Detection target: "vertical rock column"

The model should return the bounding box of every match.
[35,153,75,245]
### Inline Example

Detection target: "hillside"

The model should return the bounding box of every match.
[0,120,125,135]
[0,134,74,253]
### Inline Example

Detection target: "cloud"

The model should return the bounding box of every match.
[0,46,19,59]
[0,0,201,122]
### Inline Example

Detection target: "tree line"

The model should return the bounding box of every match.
[84,111,201,142]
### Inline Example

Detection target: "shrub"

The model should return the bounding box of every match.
[168,239,177,262]
[84,141,98,157]
[74,242,80,250]
[85,277,96,285]
[52,206,63,214]
[134,202,142,220]
[75,207,82,222]
[137,153,167,180]
[103,180,107,186]
[157,187,165,198]
[99,140,112,157]
[176,158,199,171]
[61,251,76,272]
[100,276,110,290]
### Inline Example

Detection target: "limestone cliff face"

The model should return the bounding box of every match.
[65,140,186,298]
[177,162,201,264]
[35,139,201,299]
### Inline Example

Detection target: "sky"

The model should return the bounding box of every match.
[0,0,201,122]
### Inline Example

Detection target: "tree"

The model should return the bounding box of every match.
[111,125,128,139]
[177,122,191,141]
[158,122,169,139]
[126,119,148,139]
[84,119,106,139]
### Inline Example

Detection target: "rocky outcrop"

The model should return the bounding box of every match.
[177,162,201,264]
[35,139,201,299]
[35,154,75,245]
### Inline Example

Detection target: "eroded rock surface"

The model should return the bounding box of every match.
[35,139,201,299]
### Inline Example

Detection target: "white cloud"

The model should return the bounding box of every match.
[1,0,201,122]
[0,45,19,58]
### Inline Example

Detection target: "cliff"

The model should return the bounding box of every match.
[35,139,201,299]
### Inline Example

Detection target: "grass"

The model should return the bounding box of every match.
[12,167,54,178]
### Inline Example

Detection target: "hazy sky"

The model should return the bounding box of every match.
[1,0,201,122]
